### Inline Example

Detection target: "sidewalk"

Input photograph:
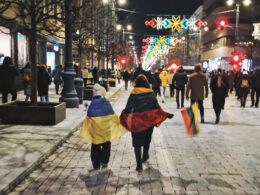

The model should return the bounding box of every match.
[0,82,124,195]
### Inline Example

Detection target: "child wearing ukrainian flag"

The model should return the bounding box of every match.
[80,84,127,170]
[120,74,174,172]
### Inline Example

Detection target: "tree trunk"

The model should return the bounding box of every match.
[29,8,38,105]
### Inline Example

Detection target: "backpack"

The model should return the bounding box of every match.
[241,79,249,88]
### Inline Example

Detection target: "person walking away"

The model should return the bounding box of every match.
[0,56,19,103]
[251,68,260,108]
[92,66,98,84]
[168,69,175,97]
[228,70,235,94]
[239,71,250,107]
[80,84,126,170]
[210,68,229,124]
[186,64,208,123]
[123,70,131,90]
[52,65,63,95]
[172,65,187,109]
[120,74,174,172]
[38,64,52,102]
[81,67,88,87]
[151,70,161,97]
[249,71,256,107]
[159,68,169,103]
[116,69,121,84]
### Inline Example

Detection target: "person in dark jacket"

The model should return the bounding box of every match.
[0,56,19,103]
[151,70,161,96]
[172,66,187,109]
[122,70,131,90]
[251,68,260,108]
[239,71,250,107]
[133,64,152,86]
[120,74,173,172]
[52,65,63,95]
[38,64,52,102]
[210,68,229,124]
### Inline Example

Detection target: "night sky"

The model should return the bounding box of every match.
[117,0,203,54]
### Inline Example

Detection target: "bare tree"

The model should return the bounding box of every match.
[0,0,64,105]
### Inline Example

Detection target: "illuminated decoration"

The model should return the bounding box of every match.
[181,18,190,30]
[170,16,182,32]
[145,16,208,32]
[142,36,182,46]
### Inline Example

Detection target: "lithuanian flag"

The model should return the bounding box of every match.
[181,103,200,136]
[120,87,170,132]
[80,97,127,144]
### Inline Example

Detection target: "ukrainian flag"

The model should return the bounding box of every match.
[80,97,127,144]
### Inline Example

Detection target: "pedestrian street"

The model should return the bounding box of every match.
[10,88,260,195]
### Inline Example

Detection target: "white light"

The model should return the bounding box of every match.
[204,26,209,31]
[76,29,79,35]
[181,36,186,41]
[118,0,126,6]
[226,0,234,6]
[243,0,251,6]
[129,35,133,39]
[102,0,109,4]
[53,45,59,52]
[126,24,132,31]
[116,24,122,31]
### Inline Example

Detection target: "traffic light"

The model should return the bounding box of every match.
[230,52,243,70]
[217,17,228,30]
[118,56,128,67]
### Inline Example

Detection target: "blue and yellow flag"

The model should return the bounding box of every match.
[80,97,127,144]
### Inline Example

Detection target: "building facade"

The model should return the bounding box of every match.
[202,0,260,71]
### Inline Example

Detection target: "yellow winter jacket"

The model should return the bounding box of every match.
[159,70,169,86]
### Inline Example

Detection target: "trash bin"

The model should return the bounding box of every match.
[74,78,84,104]
[83,84,94,101]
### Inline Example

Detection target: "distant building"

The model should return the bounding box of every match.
[202,0,260,71]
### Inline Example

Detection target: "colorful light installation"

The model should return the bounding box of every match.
[145,16,208,32]
[142,36,182,46]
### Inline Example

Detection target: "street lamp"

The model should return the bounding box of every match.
[226,0,252,43]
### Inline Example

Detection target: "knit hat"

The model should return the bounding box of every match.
[93,84,106,97]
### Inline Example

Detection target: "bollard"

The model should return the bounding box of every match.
[74,78,84,104]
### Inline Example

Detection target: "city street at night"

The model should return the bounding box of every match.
[8,87,260,195]
[1,0,260,194]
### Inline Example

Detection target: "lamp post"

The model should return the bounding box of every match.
[60,0,79,108]
[226,0,252,43]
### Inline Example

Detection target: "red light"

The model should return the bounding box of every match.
[233,64,237,69]
[121,59,126,64]
[220,20,226,26]
[233,55,239,62]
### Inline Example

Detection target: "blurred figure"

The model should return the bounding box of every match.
[151,70,161,97]
[21,62,32,101]
[239,71,250,107]
[38,64,52,102]
[210,68,229,124]
[172,65,187,109]
[159,68,169,103]
[228,70,235,94]
[168,69,175,97]
[0,57,19,103]
[122,69,131,90]
[82,67,88,86]
[52,65,63,95]
[251,68,260,108]
[186,64,208,123]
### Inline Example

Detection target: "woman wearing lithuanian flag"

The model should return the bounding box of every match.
[80,84,127,170]
[120,74,174,172]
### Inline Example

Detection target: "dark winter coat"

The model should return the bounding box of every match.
[237,73,250,96]
[0,64,19,93]
[151,73,161,93]
[122,71,131,81]
[210,74,229,110]
[38,67,51,96]
[251,69,260,91]
[172,69,187,90]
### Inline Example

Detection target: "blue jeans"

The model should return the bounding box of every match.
[40,95,49,102]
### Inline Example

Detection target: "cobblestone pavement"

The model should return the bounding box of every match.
[10,88,260,195]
